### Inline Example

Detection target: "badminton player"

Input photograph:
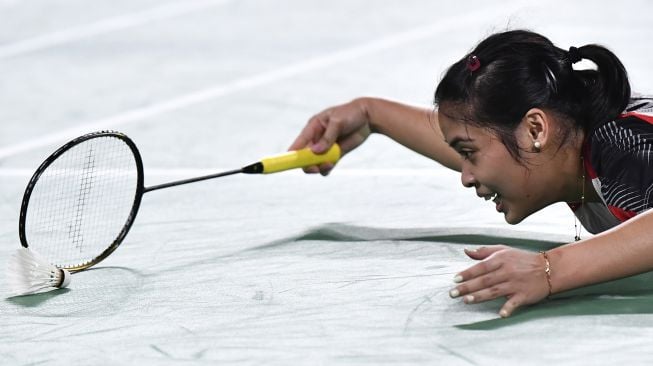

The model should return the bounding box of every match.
[288,30,653,318]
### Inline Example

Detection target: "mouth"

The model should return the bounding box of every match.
[481,192,504,212]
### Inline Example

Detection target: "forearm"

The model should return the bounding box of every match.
[359,97,462,171]
[548,209,653,294]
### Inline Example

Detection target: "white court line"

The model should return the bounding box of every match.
[0,0,232,59]
[144,168,453,177]
[0,5,516,160]
[0,168,449,178]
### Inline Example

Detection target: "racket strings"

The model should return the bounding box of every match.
[25,136,139,268]
[70,145,96,250]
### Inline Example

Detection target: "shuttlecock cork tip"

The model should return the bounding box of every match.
[58,268,72,289]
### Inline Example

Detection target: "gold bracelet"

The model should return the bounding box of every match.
[539,251,553,297]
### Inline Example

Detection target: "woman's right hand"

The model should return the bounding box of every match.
[288,98,373,175]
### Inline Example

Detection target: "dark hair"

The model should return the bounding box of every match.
[434,29,631,162]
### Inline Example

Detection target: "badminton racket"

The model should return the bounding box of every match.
[19,130,340,272]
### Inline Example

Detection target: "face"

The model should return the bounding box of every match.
[438,113,550,224]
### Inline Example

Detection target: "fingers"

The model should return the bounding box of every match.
[293,108,342,155]
[464,245,508,260]
[303,166,320,174]
[306,131,368,175]
[453,253,503,284]
[290,113,333,175]
[450,273,525,318]
[290,100,371,175]
[450,248,547,318]
[302,162,333,175]
[454,286,525,318]
[317,162,334,176]
[499,296,524,318]
[288,115,327,152]
[449,270,506,300]
[312,115,341,154]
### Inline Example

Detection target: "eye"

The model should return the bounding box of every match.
[459,149,474,160]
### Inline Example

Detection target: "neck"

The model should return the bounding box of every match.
[560,153,586,204]
[540,132,589,204]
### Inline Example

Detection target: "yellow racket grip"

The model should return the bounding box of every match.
[260,144,341,174]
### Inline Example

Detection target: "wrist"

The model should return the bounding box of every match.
[352,97,378,134]
[539,251,553,297]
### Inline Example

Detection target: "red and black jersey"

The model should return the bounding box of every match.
[573,96,653,234]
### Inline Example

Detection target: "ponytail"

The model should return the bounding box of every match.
[571,44,631,130]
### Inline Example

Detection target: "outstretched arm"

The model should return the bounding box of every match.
[549,209,653,292]
[289,97,462,175]
[449,209,653,317]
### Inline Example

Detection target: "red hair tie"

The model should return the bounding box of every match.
[466,54,481,72]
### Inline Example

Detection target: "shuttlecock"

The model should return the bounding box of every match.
[6,247,71,297]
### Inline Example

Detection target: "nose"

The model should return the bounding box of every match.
[460,166,477,188]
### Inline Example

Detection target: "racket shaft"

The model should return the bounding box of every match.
[144,168,243,193]
[145,144,341,192]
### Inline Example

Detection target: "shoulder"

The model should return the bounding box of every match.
[589,95,653,151]
[586,113,653,194]
[584,96,653,219]
[624,95,653,115]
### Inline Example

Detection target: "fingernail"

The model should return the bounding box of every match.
[449,289,460,298]
[465,247,478,252]
[464,295,474,304]
[499,309,509,318]
[320,163,334,176]
[453,275,463,283]
[311,141,325,152]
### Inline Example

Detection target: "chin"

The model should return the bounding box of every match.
[502,210,527,225]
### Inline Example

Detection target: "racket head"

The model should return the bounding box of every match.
[19,131,145,272]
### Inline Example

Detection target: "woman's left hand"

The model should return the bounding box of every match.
[449,245,550,317]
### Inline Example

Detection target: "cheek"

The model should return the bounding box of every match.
[504,175,538,208]
[484,158,531,194]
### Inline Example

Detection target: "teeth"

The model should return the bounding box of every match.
[484,193,498,202]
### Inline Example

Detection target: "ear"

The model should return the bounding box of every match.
[519,108,551,150]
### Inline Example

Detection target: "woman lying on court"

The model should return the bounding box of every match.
[288,30,653,318]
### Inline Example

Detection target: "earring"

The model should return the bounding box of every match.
[533,141,542,151]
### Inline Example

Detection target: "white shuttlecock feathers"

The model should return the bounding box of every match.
[6,247,71,297]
